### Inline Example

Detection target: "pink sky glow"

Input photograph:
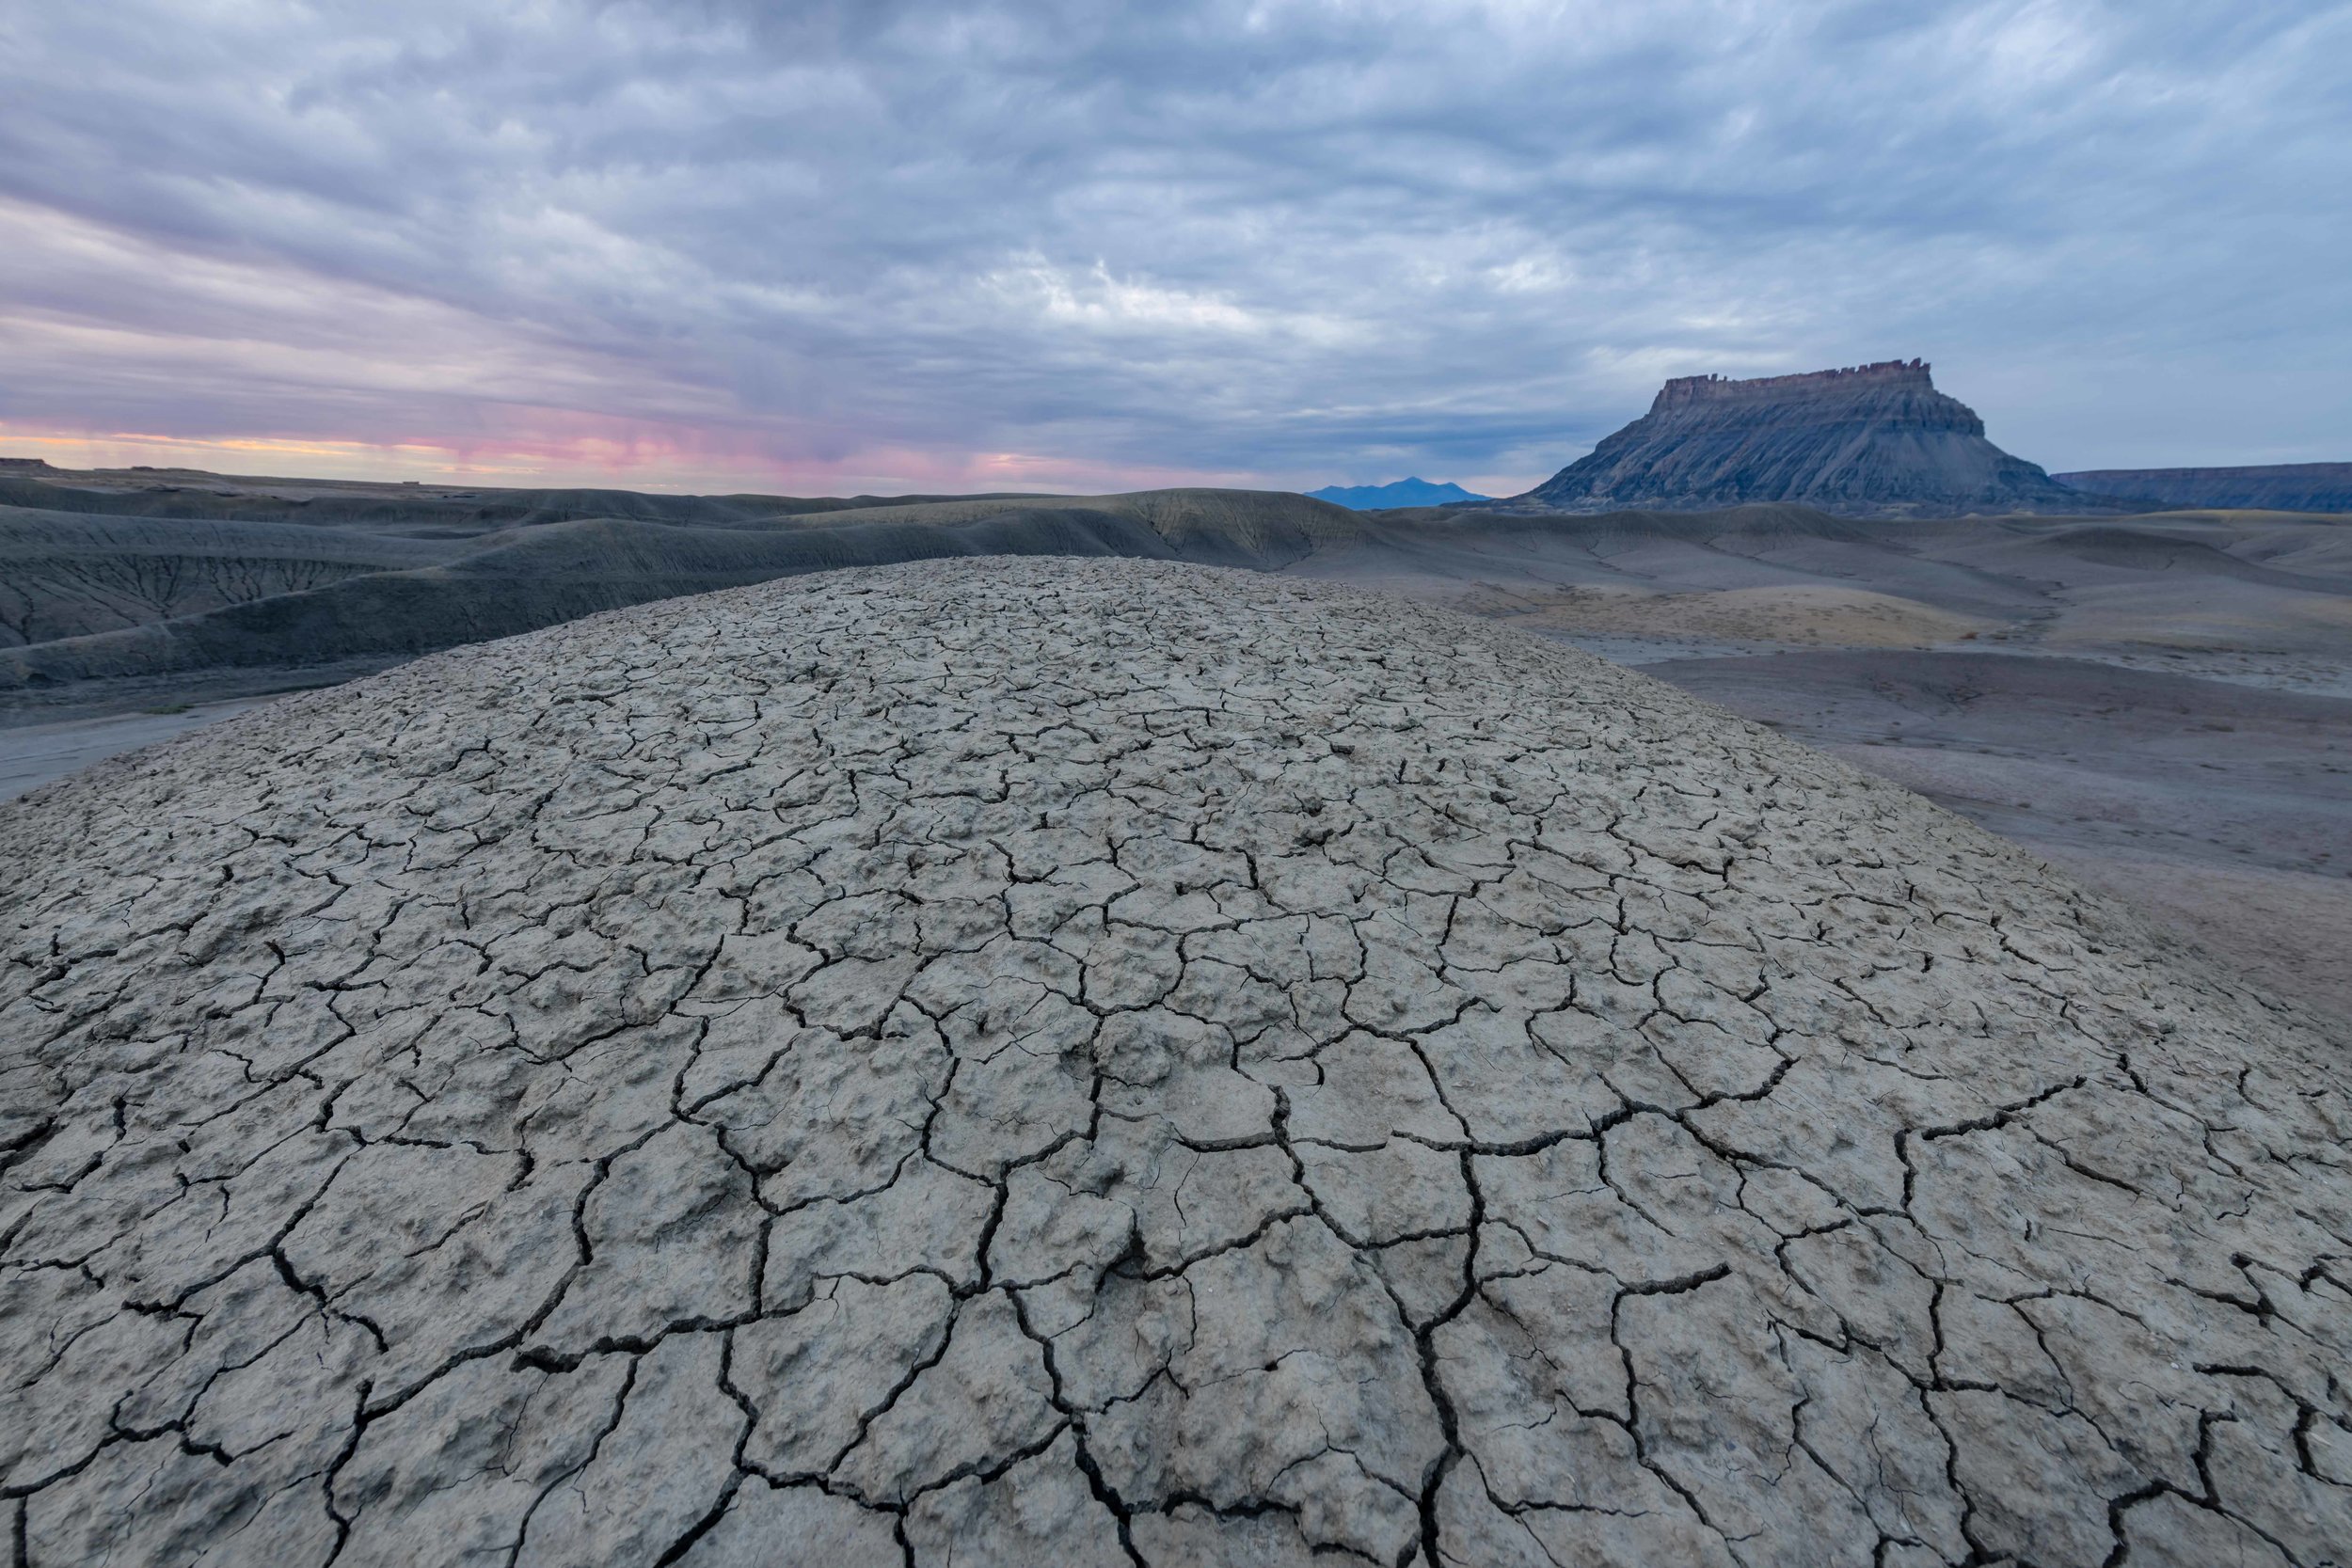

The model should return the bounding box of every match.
[2,421,1536,499]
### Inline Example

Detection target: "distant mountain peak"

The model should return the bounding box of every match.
[1512,360,2096,517]
[1308,477,1490,511]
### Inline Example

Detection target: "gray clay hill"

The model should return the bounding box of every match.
[0,468,1359,712]
[3,557,2347,1567]
[1518,361,2096,517]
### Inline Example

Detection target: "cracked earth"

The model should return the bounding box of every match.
[2,557,2348,1567]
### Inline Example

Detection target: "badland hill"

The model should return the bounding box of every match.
[4,557,2345,1565]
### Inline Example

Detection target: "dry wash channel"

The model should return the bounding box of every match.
[2,558,2347,1568]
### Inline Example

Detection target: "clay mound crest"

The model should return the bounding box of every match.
[2,557,2345,1567]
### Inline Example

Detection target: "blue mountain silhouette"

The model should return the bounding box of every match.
[1306,477,1489,510]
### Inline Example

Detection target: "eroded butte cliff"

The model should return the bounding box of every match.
[1519,360,2096,517]
[3,557,2347,1567]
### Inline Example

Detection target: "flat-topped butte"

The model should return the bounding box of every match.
[1516,359,2098,517]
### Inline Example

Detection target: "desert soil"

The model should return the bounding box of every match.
[5,483,2348,1028]
[3,558,2344,1566]
[0,698,274,799]
[1627,647,2352,1026]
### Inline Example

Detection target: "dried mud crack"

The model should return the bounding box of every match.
[1,557,2346,1567]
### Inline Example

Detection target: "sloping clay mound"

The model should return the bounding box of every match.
[1450,582,1993,647]
[3,558,2346,1567]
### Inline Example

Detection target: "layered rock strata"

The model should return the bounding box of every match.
[1522,360,2092,516]
[2058,463,2352,515]
[2,558,2347,1566]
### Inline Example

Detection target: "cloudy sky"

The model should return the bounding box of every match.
[2,1,2346,495]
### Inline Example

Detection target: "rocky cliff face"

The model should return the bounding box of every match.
[1519,360,2096,516]
[2057,463,2352,514]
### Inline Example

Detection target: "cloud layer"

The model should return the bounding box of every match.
[3,0,2347,492]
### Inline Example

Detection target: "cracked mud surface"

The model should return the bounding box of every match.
[3,556,2347,1567]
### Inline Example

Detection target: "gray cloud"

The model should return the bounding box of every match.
[2,0,2347,490]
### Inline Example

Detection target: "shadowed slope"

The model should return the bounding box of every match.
[0,488,1359,692]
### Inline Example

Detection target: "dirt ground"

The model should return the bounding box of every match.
[5,493,2345,1027]
[1287,511,2352,1028]
[1631,649,2352,1025]
[0,697,274,800]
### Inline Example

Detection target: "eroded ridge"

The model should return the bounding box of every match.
[1,557,2346,1567]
